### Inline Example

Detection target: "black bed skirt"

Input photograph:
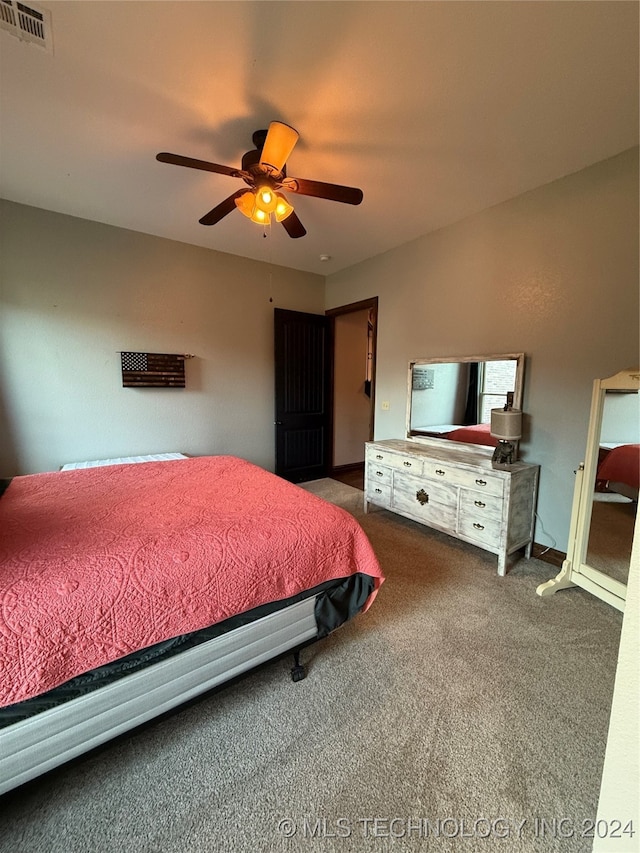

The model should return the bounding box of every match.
[1,573,375,728]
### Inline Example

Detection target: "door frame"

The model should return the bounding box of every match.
[325,297,378,474]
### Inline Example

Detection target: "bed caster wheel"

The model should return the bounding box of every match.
[291,651,307,682]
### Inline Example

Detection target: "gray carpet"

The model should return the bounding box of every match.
[587,496,635,584]
[0,480,623,853]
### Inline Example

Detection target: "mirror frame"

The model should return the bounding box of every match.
[406,352,525,451]
[537,368,640,610]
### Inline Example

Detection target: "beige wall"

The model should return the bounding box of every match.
[325,148,639,552]
[0,201,324,475]
[2,149,638,553]
[333,309,371,467]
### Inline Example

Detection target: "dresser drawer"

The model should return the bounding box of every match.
[459,514,501,548]
[366,462,392,486]
[459,490,503,523]
[366,481,392,508]
[421,462,503,497]
[392,473,457,530]
[366,447,424,476]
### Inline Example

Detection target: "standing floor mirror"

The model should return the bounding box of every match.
[537,368,639,611]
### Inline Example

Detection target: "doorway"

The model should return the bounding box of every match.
[326,297,378,490]
[273,299,377,485]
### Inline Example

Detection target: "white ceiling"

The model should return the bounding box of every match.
[1,1,638,275]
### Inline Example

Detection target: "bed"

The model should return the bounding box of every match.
[411,423,498,446]
[0,455,384,794]
[596,442,640,500]
[442,423,498,447]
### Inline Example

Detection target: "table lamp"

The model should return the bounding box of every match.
[490,395,522,467]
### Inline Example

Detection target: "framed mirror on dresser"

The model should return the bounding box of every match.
[406,352,525,448]
[365,353,539,576]
[537,368,640,611]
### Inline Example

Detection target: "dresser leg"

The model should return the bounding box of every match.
[497,553,507,576]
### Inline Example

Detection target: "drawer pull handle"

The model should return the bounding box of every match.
[474,500,486,508]
[376,470,384,477]
[473,522,485,530]
[376,454,383,460]
[435,469,445,476]
[403,461,412,467]
[475,479,487,486]
[416,489,429,505]
[375,488,382,494]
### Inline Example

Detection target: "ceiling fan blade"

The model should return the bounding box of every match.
[280,211,307,239]
[199,190,247,226]
[259,122,299,173]
[157,152,242,178]
[284,177,363,206]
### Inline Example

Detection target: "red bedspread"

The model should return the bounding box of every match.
[444,423,498,447]
[597,443,640,490]
[0,456,383,707]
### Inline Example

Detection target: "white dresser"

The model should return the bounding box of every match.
[364,438,539,575]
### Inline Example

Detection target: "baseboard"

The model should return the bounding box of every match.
[531,542,566,568]
[330,461,364,475]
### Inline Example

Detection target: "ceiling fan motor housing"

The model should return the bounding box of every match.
[241,147,285,184]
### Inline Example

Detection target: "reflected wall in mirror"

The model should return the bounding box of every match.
[406,353,525,448]
[537,368,640,611]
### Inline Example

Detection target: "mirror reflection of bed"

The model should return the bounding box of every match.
[587,435,639,586]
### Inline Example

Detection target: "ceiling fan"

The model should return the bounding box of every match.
[156,121,363,238]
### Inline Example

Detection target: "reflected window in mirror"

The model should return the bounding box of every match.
[407,353,524,448]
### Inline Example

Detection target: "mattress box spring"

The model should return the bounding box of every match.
[0,573,374,728]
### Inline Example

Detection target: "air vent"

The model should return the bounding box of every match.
[0,0,53,52]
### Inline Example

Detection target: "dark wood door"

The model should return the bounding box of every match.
[274,308,331,482]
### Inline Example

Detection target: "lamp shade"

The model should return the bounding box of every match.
[254,184,278,214]
[274,192,294,222]
[250,206,270,225]
[260,121,299,173]
[490,408,522,441]
[234,191,255,218]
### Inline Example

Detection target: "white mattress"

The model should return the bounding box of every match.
[412,424,460,433]
[60,453,188,470]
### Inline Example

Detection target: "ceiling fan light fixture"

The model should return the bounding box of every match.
[254,184,278,214]
[234,191,255,219]
[235,189,278,226]
[259,121,299,174]
[274,192,294,222]
[250,206,270,225]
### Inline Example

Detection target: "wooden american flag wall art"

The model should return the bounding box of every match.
[120,352,192,388]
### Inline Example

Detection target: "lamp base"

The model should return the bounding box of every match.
[491,439,518,468]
